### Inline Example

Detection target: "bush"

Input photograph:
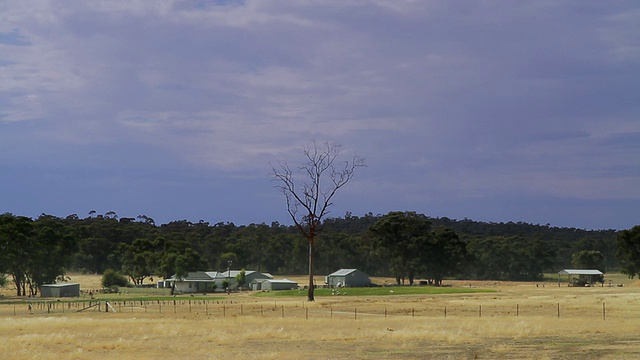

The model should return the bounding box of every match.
[102,269,129,288]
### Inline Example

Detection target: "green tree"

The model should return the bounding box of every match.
[101,269,129,288]
[27,215,78,296]
[120,237,158,285]
[616,225,640,278]
[272,141,364,301]
[368,212,432,285]
[0,214,33,296]
[235,268,246,290]
[423,227,468,286]
[572,250,605,271]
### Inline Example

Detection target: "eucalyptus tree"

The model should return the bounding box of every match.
[272,141,364,301]
[616,225,640,278]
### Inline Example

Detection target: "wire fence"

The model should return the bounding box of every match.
[1,298,638,321]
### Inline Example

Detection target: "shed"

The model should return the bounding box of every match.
[557,269,604,287]
[325,269,372,287]
[40,283,80,298]
[255,278,299,291]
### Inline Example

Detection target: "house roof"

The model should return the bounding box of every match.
[204,271,225,279]
[169,271,218,281]
[170,270,272,281]
[327,269,358,276]
[219,270,273,279]
[558,269,603,275]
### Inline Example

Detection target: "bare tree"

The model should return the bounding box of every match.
[272,141,364,301]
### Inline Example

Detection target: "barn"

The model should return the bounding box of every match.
[40,283,80,298]
[325,269,372,287]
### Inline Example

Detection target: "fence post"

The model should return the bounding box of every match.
[306,308,308,320]
[479,305,482,318]
[516,304,519,317]
[602,302,606,320]
[281,305,284,318]
[557,303,560,318]
[354,308,357,320]
[444,306,447,318]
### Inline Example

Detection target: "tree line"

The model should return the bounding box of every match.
[0,211,634,296]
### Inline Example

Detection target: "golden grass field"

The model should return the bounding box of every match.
[2,274,640,359]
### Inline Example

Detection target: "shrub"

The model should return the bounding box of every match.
[102,269,129,288]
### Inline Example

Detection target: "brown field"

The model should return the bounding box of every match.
[2,274,640,359]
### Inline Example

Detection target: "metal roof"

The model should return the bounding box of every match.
[40,283,80,288]
[328,269,358,276]
[558,269,603,275]
[264,278,298,284]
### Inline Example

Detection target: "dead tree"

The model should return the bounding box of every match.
[272,141,364,301]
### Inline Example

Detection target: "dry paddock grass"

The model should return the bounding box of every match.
[2,275,640,359]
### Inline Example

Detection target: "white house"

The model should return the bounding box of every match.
[164,271,224,293]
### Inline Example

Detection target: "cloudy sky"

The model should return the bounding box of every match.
[1,1,638,230]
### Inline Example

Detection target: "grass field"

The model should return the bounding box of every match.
[2,274,640,359]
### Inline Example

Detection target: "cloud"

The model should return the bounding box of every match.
[0,0,638,228]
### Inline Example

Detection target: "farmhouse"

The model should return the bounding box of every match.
[325,269,372,288]
[163,271,224,293]
[40,283,80,298]
[557,269,604,287]
[251,278,298,291]
[164,270,273,293]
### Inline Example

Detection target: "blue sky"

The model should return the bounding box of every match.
[1,1,638,230]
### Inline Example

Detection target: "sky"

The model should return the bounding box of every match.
[1,1,639,230]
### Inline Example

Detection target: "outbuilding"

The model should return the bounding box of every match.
[253,278,299,291]
[40,283,80,298]
[219,270,273,290]
[325,269,372,288]
[557,269,604,287]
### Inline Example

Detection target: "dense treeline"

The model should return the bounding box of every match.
[0,211,624,295]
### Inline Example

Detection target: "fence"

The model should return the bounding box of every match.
[0,299,637,321]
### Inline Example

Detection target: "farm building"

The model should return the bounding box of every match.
[219,270,273,290]
[325,269,372,287]
[251,278,298,291]
[164,270,273,293]
[164,271,224,293]
[557,269,604,287]
[40,283,80,298]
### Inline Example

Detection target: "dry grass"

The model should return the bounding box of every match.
[2,274,640,359]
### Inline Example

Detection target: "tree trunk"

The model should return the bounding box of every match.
[308,237,315,302]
